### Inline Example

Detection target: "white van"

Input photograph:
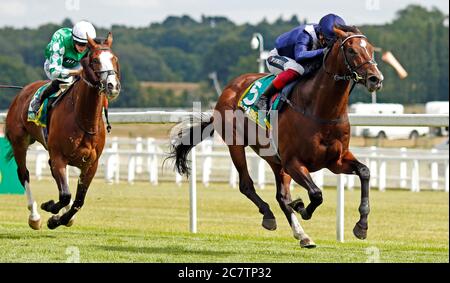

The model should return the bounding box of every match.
[349,103,428,139]
[426,101,449,136]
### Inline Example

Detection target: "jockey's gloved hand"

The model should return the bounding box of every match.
[69,68,83,77]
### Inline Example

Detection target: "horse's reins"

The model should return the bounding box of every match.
[284,34,377,125]
[0,85,24,89]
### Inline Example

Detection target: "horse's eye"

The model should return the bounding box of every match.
[92,58,99,64]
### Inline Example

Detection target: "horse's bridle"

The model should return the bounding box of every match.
[323,34,377,85]
[284,34,377,125]
[81,47,119,94]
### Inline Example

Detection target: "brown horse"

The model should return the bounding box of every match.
[169,25,383,247]
[4,33,120,230]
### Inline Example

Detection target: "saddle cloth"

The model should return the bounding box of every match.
[27,82,70,128]
[237,75,288,129]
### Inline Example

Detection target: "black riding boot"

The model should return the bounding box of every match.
[256,83,279,112]
[31,80,61,113]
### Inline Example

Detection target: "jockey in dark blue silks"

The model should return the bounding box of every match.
[257,14,346,111]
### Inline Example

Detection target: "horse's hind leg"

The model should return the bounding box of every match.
[285,159,323,220]
[48,161,98,229]
[41,156,71,215]
[228,145,276,230]
[9,135,42,230]
[269,162,315,248]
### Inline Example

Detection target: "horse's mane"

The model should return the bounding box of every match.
[335,24,361,34]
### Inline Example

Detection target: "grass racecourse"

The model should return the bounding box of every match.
[0,179,448,263]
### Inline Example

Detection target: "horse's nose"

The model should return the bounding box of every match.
[107,82,114,91]
[367,74,383,92]
[368,75,380,84]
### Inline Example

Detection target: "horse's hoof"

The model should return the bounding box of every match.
[353,223,368,240]
[41,200,55,212]
[28,217,42,230]
[262,218,277,231]
[288,198,305,213]
[47,215,60,230]
[300,238,316,249]
[65,217,75,227]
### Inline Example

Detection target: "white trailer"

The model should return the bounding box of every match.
[349,103,428,139]
[426,101,449,137]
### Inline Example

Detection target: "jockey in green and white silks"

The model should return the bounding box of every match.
[30,21,96,115]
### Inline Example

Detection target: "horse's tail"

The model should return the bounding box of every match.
[2,128,15,163]
[166,112,214,176]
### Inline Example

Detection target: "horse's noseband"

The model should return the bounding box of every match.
[323,34,377,85]
[340,35,377,83]
[94,69,119,93]
[82,47,119,95]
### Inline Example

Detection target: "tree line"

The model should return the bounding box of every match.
[0,5,448,109]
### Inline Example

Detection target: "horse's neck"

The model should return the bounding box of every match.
[74,79,103,134]
[293,48,351,120]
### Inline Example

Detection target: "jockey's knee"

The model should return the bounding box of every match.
[284,61,304,75]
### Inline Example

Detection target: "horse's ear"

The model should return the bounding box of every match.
[105,32,113,47]
[333,26,348,39]
[87,34,97,49]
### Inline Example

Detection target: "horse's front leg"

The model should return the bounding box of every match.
[329,151,370,240]
[285,159,323,220]
[47,161,98,229]
[41,157,71,215]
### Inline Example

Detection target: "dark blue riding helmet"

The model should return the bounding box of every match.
[318,14,346,40]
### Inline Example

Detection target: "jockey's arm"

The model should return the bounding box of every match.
[47,35,80,80]
[293,35,325,63]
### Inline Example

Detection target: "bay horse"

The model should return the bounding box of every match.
[4,33,120,230]
[169,25,383,247]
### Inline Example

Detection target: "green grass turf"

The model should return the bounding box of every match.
[0,179,448,262]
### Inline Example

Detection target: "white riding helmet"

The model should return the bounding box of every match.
[72,21,96,44]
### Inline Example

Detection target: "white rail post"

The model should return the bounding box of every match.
[445,161,449,193]
[337,174,345,242]
[189,146,197,233]
[257,159,265,189]
[202,139,212,187]
[411,159,420,192]
[135,137,143,174]
[346,175,355,191]
[147,138,158,185]
[35,148,47,181]
[105,137,119,184]
[312,169,324,189]
[430,149,439,190]
[229,161,237,189]
[369,146,378,188]
[128,156,135,184]
[175,171,182,186]
[399,147,408,188]
[379,161,386,192]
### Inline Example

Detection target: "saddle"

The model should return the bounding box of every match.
[27,80,76,128]
[237,75,295,129]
